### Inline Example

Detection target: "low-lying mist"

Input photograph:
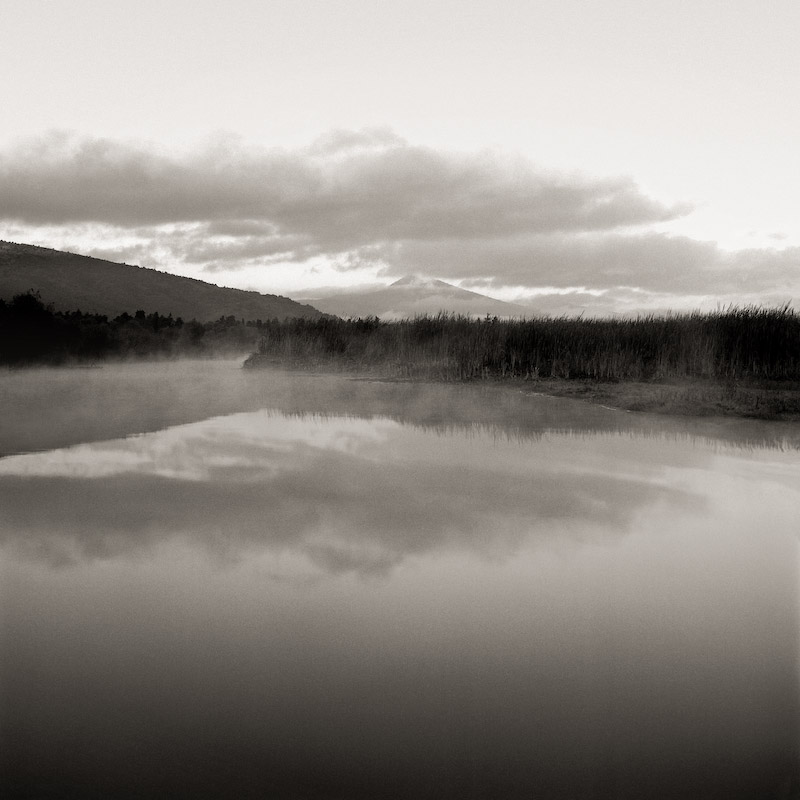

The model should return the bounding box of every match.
[2,361,799,460]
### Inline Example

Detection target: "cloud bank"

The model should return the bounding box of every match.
[0,129,684,234]
[1,129,798,307]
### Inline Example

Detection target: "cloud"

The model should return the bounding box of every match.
[0,132,315,227]
[381,233,800,296]
[3,128,797,302]
[0,130,683,239]
[184,233,319,269]
[84,241,158,266]
[306,126,407,156]
[72,222,798,302]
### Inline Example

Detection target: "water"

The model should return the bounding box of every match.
[1,361,799,799]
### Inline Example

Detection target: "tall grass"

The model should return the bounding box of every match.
[245,307,800,383]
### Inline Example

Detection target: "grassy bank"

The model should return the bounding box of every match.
[518,377,800,420]
[244,309,800,420]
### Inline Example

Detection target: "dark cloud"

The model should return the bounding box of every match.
[0,132,315,227]
[0,131,684,241]
[205,219,279,237]
[385,233,800,294]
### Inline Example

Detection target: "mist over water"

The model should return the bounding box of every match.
[1,362,799,798]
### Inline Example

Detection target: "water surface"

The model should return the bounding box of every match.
[1,361,798,799]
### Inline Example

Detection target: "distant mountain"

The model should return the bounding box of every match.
[304,275,528,319]
[0,241,325,322]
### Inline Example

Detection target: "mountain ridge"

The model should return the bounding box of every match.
[0,241,325,321]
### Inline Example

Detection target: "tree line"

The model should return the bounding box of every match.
[0,291,274,365]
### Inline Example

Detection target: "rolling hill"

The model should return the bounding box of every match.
[302,275,529,319]
[0,241,325,321]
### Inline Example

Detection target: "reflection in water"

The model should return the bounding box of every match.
[2,359,800,457]
[1,363,799,799]
[0,410,706,572]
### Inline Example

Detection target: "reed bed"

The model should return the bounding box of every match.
[245,306,800,384]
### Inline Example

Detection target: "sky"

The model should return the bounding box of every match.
[1,0,799,314]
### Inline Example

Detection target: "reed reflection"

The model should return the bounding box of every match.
[3,361,800,459]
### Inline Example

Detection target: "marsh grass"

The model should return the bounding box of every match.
[245,307,800,384]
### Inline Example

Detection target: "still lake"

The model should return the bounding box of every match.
[1,360,799,799]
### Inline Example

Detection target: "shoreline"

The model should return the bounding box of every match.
[514,377,800,422]
[243,355,800,421]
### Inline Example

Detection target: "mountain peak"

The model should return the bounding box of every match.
[390,274,449,289]
[309,274,528,320]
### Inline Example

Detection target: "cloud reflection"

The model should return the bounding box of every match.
[0,409,704,574]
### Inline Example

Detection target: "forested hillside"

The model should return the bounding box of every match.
[0,241,324,322]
